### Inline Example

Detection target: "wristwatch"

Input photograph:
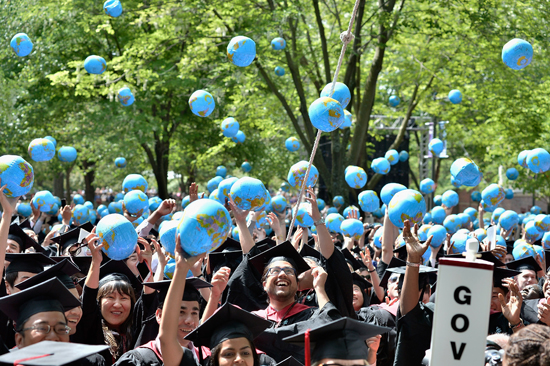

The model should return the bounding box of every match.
[314,218,325,226]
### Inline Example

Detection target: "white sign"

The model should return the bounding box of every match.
[429,258,494,365]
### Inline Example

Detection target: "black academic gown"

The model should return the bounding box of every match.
[0,278,15,350]
[114,346,197,366]
[321,249,356,318]
[488,312,513,335]
[522,298,543,325]
[357,306,397,366]
[393,302,434,366]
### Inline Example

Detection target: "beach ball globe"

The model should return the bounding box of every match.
[104,0,123,17]
[28,138,55,162]
[341,219,364,240]
[531,206,542,215]
[399,151,409,162]
[442,190,459,208]
[325,207,337,215]
[122,174,148,193]
[10,33,33,57]
[505,188,514,200]
[343,205,359,219]
[345,167,367,189]
[457,213,470,227]
[17,203,32,217]
[72,204,90,225]
[313,199,325,212]
[491,207,506,223]
[526,148,550,174]
[449,233,473,254]
[280,182,290,193]
[384,150,399,166]
[31,191,56,213]
[117,87,134,106]
[480,199,498,213]
[271,195,288,213]
[371,207,383,218]
[543,232,550,249]
[418,224,432,241]
[218,177,238,201]
[83,201,94,209]
[57,147,77,163]
[107,202,117,214]
[287,161,319,189]
[221,117,239,138]
[227,36,256,67]
[207,176,223,193]
[189,90,215,117]
[431,206,446,225]
[320,82,351,109]
[427,225,447,248]
[208,189,223,205]
[115,157,127,168]
[513,239,527,248]
[474,228,487,242]
[231,226,240,241]
[443,214,461,234]
[450,158,482,187]
[482,184,505,207]
[506,168,519,180]
[44,136,56,147]
[428,138,444,156]
[434,195,442,206]
[358,190,380,212]
[471,191,481,202]
[423,213,432,225]
[534,214,550,232]
[388,189,426,228]
[97,214,138,260]
[124,190,149,216]
[339,110,352,130]
[293,203,313,227]
[148,196,162,212]
[216,166,227,178]
[372,229,383,249]
[271,37,286,50]
[499,210,519,231]
[172,211,184,222]
[419,178,435,194]
[451,176,460,188]
[518,150,529,168]
[525,221,543,243]
[381,204,387,216]
[230,177,270,211]
[308,97,344,132]
[381,183,407,205]
[464,207,478,220]
[0,155,34,197]
[333,196,344,208]
[448,89,462,104]
[274,66,285,76]
[389,96,400,107]
[371,157,391,175]
[285,137,300,152]
[513,242,536,260]
[177,199,231,256]
[502,38,533,70]
[114,192,124,202]
[72,194,84,205]
[179,196,190,210]
[240,161,252,173]
[232,130,246,143]
[325,213,344,233]
[84,55,107,74]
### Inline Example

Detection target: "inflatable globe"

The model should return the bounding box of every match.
[115,157,127,168]
[471,191,481,202]
[431,206,446,225]
[287,161,319,189]
[333,196,344,208]
[543,232,550,250]
[451,176,460,188]
[502,38,533,70]
[17,203,32,217]
[218,177,238,202]
[99,208,109,218]
[280,182,290,192]
[345,167,367,189]
[83,201,94,209]
[232,130,246,143]
[339,110,352,129]
[480,199,498,212]
[189,90,215,117]
[326,207,337,215]
[177,199,231,256]
[10,33,33,57]
[464,207,478,220]
[384,150,399,166]
[72,204,90,225]
[371,157,390,175]
[441,190,459,208]
[417,224,431,241]
[427,225,447,248]
[285,137,300,152]
[388,189,426,228]
[482,184,505,207]
[399,150,409,162]
[293,203,313,227]
[428,138,444,156]
[221,117,239,138]
[274,66,285,76]
[308,97,344,132]
[457,213,470,226]
[389,96,400,107]
[373,229,383,249]
[103,0,123,17]
[271,37,286,50]
[58,146,77,163]
[145,197,160,213]
[157,219,177,255]
[44,136,56,147]
[450,158,482,187]
[358,190,380,212]
[179,196,190,210]
[73,194,84,205]
[506,168,519,180]
[230,177,269,212]
[474,228,487,242]
[499,210,519,231]
[512,242,536,260]
[526,148,550,174]
[443,214,461,234]
[448,89,462,104]
[419,178,435,194]
[434,195,442,206]
[28,138,55,162]
[241,161,252,173]
[207,176,223,193]
[525,221,543,243]
[0,155,34,197]
[216,166,227,178]
[518,150,529,168]
[491,207,506,223]
[341,219,364,240]
[372,207,383,218]
[534,214,550,232]
[122,174,148,193]
[231,226,240,241]
[423,213,432,225]
[209,189,224,205]
[172,211,184,222]
[449,233,473,254]
[227,36,256,67]
[320,82,351,109]
[325,213,344,233]
[84,55,107,74]
[31,190,56,213]
[114,192,124,202]
[343,205,359,219]
[381,183,407,205]
[96,214,138,260]
[117,87,134,106]
[124,190,149,216]
[271,195,288,213]
[505,188,514,199]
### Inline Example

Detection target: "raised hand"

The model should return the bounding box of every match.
[156,199,176,216]
[152,239,170,269]
[175,234,206,272]
[227,193,249,224]
[61,204,72,226]
[137,237,153,265]
[312,266,328,291]
[189,182,199,203]
[538,299,550,326]
[402,220,431,263]
[211,266,231,299]
[499,278,522,326]
[303,189,321,222]
[291,227,303,250]
[0,182,19,218]
[85,228,103,265]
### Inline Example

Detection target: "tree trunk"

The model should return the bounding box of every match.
[53,172,64,198]
[81,160,96,204]
[141,138,170,199]
[65,166,73,199]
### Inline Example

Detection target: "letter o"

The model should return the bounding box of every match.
[451,314,469,333]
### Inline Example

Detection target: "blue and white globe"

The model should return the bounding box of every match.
[230,177,270,211]
[471,191,481,202]
[84,55,107,74]
[358,190,380,212]
[32,191,56,213]
[428,138,444,156]
[443,214,461,234]
[388,189,426,228]
[97,214,138,260]
[320,82,351,109]
[72,204,90,225]
[427,225,447,248]
[526,148,550,174]
[159,220,178,255]
[506,168,519,180]
[189,90,215,117]
[216,166,227,178]
[227,36,256,67]
[271,195,288,213]
[28,138,55,162]
[345,166,367,189]
[285,137,300,152]
[10,33,33,57]
[371,157,391,175]
[419,178,435,194]
[122,174,148,193]
[389,96,400,107]
[115,157,127,168]
[325,213,344,233]
[103,0,123,17]
[124,190,149,216]
[333,196,344,208]
[399,151,409,162]
[221,117,239,138]
[341,219,364,240]
[450,158,482,187]
[482,184,505,207]
[117,87,134,106]
[502,38,533,70]
[287,161,319,189]
[499,210,519,231]
[271,37,286,50]
[232,131,246,143]
[380,183,407,205]
[0,155,34,197]
[58,147,77,163]
[384,150,399,166]
[207,176,224,193]
[448,89,462,104]
[308,97,344,132]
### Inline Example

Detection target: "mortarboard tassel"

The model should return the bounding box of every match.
[305,328,311,366]
[14,353,52,366]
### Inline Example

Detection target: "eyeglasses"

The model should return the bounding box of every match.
[266,266,297,277]
[20,323,71,335]
[388,275,400,284]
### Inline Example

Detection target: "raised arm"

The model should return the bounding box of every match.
[305,189,334,259]
[381,212,398,265]
[83,229,103,289]
[201,266,231,323]
[0,183,18,264]
[228,195,253,254]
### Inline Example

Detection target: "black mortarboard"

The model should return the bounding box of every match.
[385,265,438,276]
[148,228,159,238]
[446,251,505,267]
[255,237,276,253]
[299,243,324,265]
[493,267,521,292]
[276,357,304,366]
[341,248,362,271]
[214,237,242,253]
[506,256,542,273]
[249,241,310,276]
[208,250,243,274]
[0,341,108,366]
[144,278,211,304]
[5,253,56,274]
[352,272,372,290]
[51,256,93,275]
[16,258,80,290]
[98,260,142,293]
[0,277,81,327]
[184,302,272,349]
[283,317,390,363]
[379,257,407,288]
[14,217,31,230]
[8,222,43,253]
[50,222,94,254]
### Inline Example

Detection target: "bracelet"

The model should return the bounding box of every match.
[509,318,524,330]
[314,218,325,226]
[406,261,421,268]
[367,268,376,273]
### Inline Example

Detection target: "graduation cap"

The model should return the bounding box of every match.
[379,257,407,289]
[12,216,31,230]
[50,222,94,255]
[16,258,80,291]
[0,341,108,366]
[208,250,243,275]
[8,222,44,253]
[184,302,272,349]
[255,237,276,253]
[506,256,542,273]
[299,243,324,265]
[276,357,304,366]
[51,255,93,275]
[385,264,438,290]
[505,240,515,255]
[249,241,310,277]
[283,317,390,364]
[0,277,81,327]
[213,237,242,253]
[144,278,211,304]
[5,253,56,275]
[352,272,372,290]
[393,243,408,261]
[446,251,505,267]
[341,248,362,271]
[148,227,159,238]
[493,267,521,293]
[78,260,142,294]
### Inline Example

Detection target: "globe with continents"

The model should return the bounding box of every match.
[287,161,319,189]
[97,214,138,261]
[0,155,34,197]
[325,213,344,233]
